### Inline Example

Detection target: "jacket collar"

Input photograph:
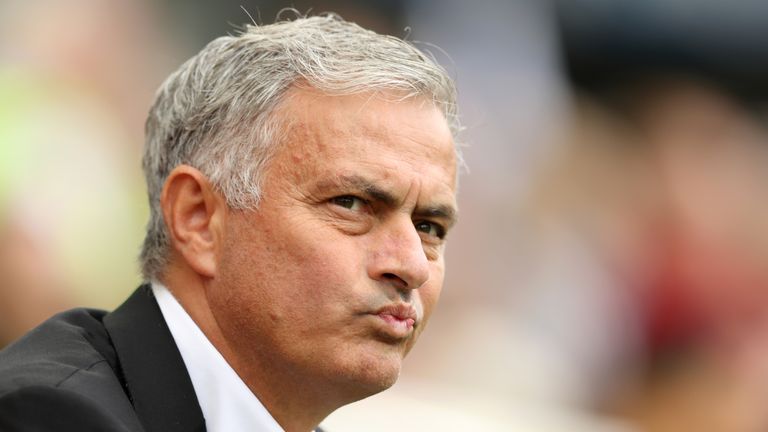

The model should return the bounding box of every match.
[104,284,206,432]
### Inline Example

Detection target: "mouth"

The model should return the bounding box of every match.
[370,303,418,340]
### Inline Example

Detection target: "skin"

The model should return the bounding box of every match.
[160,88,458,432]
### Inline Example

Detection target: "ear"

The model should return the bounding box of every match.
[161,165,226,278]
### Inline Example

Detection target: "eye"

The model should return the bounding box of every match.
[414,220,446,239]
[330,195,367,211]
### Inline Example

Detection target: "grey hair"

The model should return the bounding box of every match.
[139,13,461,281]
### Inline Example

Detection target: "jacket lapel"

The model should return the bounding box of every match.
[104,284,206,432]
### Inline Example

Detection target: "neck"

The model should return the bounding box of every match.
[160,266,347,432]
[237,365,341,432]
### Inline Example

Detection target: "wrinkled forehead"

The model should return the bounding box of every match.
[272,86,459,176]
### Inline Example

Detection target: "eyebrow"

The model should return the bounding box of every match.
[333,175,458,227]
[414,205,458,228]
[329,175,394,206]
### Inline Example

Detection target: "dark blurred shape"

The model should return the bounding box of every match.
[157,0,407,54]
[548,2,768,430]
[554,0,768,102]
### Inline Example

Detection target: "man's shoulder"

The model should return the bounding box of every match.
[0,307,115,394]
[0,385,134,431]
[0,307,144,430]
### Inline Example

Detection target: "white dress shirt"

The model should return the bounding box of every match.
[152,282,284,432]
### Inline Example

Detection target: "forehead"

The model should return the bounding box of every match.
[271,87,458,197]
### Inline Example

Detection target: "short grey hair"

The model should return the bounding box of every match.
[140,13,460,281]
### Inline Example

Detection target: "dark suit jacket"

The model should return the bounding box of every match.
[0,285,206,431]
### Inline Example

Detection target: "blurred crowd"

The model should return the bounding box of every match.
[3,1,768,431]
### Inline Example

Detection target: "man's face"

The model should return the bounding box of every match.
[210,88,457,398]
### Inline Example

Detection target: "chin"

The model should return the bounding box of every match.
[329,346,404,400]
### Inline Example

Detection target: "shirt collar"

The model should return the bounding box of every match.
[151,281,284,432]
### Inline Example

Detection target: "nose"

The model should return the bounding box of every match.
[368,217,430,291]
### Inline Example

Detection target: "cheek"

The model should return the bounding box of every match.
[289,237,373,326]
[414,263,446,329]
[418,260,445,315]
[420,276,443,321]
[221,216,366,320]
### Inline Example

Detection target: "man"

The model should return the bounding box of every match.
[0,14,460,432]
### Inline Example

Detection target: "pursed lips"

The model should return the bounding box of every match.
[370,303,419,338]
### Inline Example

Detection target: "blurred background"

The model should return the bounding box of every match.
[3,0,768,430]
